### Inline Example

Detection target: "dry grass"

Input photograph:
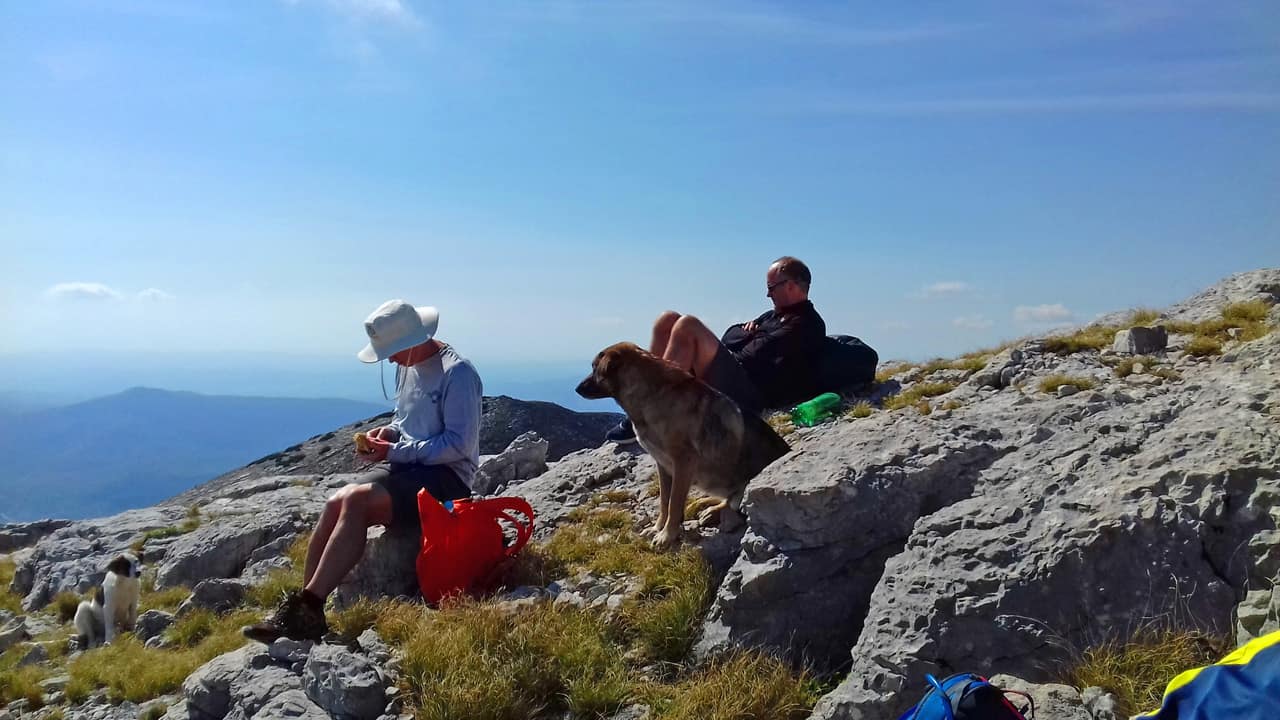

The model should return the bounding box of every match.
[1222,299,1271,324]
[843,402,873,420]
[65,609,255,704]
[1184,335,1223,357]
[940,399,963,412]
[0,558,24,615]
[874,362,915,383]
[50,591,82,623]
[1039,375,1096,394]
[1113,356,1153,378]
[0,644,48,709]
[654,652,819,720]
[766,413,796,437]
[1043,324,1119,355]
[882,382,957,411]
[1064,629,1229,718]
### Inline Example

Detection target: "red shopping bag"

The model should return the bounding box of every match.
[415,491,535,605]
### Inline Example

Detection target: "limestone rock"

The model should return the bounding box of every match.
[472,431,550,496]
[178,578,248,616]
[0,616,29,652]
[155,511,303,589]
[0,519,72,553]
[509,445,657,541]
[1113,326,1169,355]
[253,689,330,719]
[331,526,421,610]
[987,675,1091,720]
[135,610,176,643]
[302,644,389,720]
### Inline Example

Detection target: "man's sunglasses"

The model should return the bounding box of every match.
[767,278,792,293]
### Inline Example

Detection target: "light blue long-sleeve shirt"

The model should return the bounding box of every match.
[386,343,482,486]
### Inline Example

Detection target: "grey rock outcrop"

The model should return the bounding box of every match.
[135,609,176,643]
[509,445,657,541]
[331,525,421,610]
[986,676,1093,720]
[301,644,389,720]
[472,431,550,496]
[0,519,72,553]
[178,578,248,616]
[1113,325,1168,355]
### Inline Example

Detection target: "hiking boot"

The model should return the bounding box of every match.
[241,590,328,644]
[604,418,637,445]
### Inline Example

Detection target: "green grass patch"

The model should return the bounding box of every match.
[843,402,873,420]
[1038,375,1096,394]
[882,382,957,411]
[0,557,23,615]
[65,609,255,704]
[1043,324,1118,355]
[1064,629,1229,718]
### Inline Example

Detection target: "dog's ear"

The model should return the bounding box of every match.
[106,555,130,577]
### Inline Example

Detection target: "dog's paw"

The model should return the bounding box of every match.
[651,528,680,549]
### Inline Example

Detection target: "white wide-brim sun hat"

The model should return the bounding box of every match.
[357,300,440,363]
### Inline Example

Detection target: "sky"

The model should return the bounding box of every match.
[2,1,1278,404]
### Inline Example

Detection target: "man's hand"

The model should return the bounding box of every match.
[743,321,758,334]
[358,435,392,462]
[368,426,400,442]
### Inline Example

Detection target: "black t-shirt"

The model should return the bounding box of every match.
[721,300,827,408]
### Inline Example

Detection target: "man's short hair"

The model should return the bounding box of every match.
[773,256,811,291]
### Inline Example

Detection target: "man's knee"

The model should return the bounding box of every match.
[330,483,380,517]
[671,313,710,338]
[653,310,682,332]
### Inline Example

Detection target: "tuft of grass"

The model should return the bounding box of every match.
[1039,375,1096,394]
[330,598,387,644]
[1064,629,1228,718]
[46,708,66,720]
[66,610,255,704]
[874,362,915,384]
[655,652,819,720]
[0,655,47,709]
[1114,356,1151,378]
[51,591,82,623]
[140,705,168,720]
[1150,367,1182,382]
[140,583,190,613]
[766,413,795,437]
[843,402,873,420]
[940,399,963,412]
[1043,324,1118,355]
[394,600,631,720]
[244,533,311,609]
[882,382,957,411]
[1222,299,1271,324]
[1184,335,1223,357]
[0,558,24,615]
[1127,308,1160,326]
[914,400,932,416]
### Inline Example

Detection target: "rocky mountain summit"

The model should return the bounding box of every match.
[2,269,1278,720]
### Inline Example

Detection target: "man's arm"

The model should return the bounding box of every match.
[386,366,482,465]
[722,310,774,352]
[734,313,824,375]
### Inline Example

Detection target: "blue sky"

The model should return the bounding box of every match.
[2,1,1278,402]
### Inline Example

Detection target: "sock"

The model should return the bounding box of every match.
[300,589,325,610]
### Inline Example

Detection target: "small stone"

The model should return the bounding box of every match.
[17,642,47,666]
[1132,362,1146,375]
[269,637,315,665]
[1227,327,1242,339]
[1057,385,1079,398]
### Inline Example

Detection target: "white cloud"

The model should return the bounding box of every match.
[138,288,176,302]
[919,281,972,299]
[45,282,122,301]
[1014,303,1073,323]
[952,315,993,330]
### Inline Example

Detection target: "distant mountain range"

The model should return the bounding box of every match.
[0,387,390,522]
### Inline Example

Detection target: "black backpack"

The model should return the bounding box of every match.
[818,335,879,391]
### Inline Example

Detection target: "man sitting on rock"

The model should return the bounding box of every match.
[605,255,827,444]
[244,299,482,643]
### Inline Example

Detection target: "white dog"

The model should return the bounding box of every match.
[73,552,143,647]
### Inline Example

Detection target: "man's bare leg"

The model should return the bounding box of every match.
[663,314,722,377]
[304,483,394,600]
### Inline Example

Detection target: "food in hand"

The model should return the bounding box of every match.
[354,432,372,454]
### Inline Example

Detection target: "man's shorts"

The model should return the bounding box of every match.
[360,462,472,529]
[704,343,765,415]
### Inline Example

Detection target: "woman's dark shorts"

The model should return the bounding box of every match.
[360,462,472,529]
[704,343,765,415]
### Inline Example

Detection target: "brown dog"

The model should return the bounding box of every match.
[576,342,790,547]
